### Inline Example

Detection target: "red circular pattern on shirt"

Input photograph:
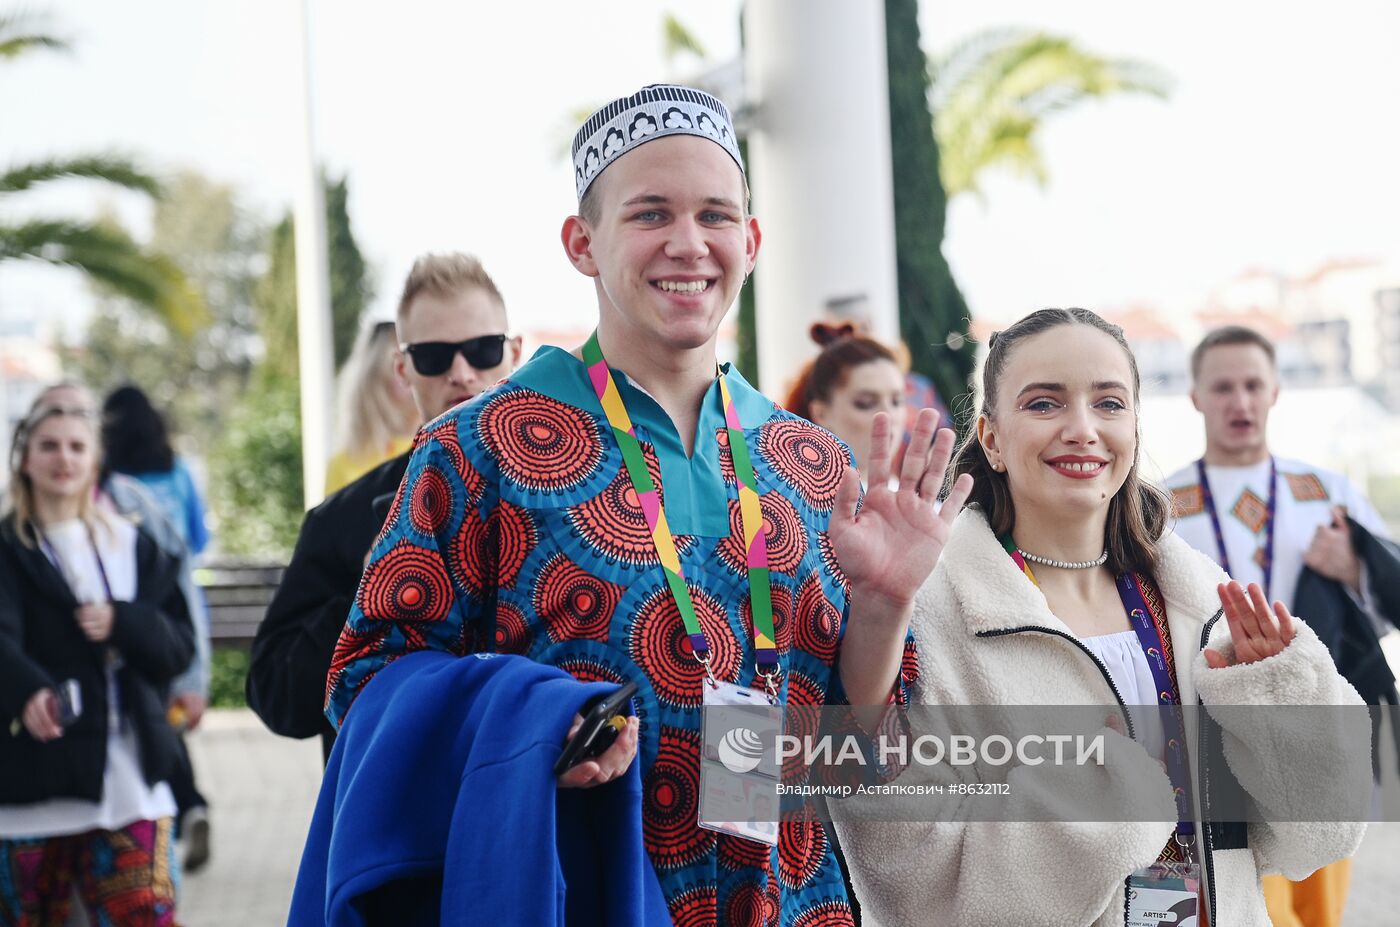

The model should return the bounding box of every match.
[378,467,409,539]
[794,573,840,667]
[717,491,808,576]
[781,670,825,786]
[491,501,536,589]
[899,636,919,701]
[567,443,665,565]
[764,878,781,927]
[629,586,739,709]
[758,421,846,512]
[668,884,719,927]
[534,554,622,644]
[778,818,828,891]
[477,390,603,493]
[556,657,626,686]
[742,583,792,657]
[717,832,769,872]
[816,532,848,593]
[426,416,469,479]
[409,466,453,535]
[725,882,768,927]
[644,726,713,871]
[493,603,531,655]
[447,508,492,597]
[356,541,453,623]
[325,624,390,707]
[791,900,854,927]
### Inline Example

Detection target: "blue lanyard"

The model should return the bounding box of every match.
[1196,457,1276,600]
[1115,573,1195,838]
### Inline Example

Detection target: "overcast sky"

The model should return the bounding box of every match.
[3,0,1398,340]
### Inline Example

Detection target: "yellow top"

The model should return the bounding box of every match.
[324,437,414,496]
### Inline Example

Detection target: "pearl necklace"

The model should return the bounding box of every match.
[1016,548,1108,570]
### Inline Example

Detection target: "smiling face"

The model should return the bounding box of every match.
[1191,343,1278,465]
[21,412,100,507]
[810,358,906,475]
[562,134,759,356]
[977,323,1139,523]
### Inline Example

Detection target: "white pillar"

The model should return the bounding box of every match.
[742,0,901,398]
[292,0,334,508]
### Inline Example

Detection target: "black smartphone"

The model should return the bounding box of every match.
[552,681,639,777]
[56,679,82,727]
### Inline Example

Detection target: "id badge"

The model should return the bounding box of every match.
[1125,861,1201,927]
[698,680,783,847]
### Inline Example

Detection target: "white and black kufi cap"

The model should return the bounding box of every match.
[571,84,744,203]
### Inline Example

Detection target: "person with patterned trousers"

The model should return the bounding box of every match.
[324,84,974,925]
[1165,325,1394,927]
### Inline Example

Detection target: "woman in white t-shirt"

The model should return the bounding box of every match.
[0,398,193,925]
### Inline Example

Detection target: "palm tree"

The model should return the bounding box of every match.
[0,11,200,333]
[930,27,1171,201]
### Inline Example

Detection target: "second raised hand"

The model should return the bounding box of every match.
[1204,580,1297,669]
[829,409,975,609]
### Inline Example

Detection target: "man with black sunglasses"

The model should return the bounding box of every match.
[248,253,519,758]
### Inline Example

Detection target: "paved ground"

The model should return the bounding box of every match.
[179,708,1400,926]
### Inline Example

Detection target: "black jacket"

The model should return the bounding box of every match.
[247,452,410,760]
[1294,516,1400,770]
[0,516,194,805]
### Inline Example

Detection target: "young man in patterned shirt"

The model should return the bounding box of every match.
[326,84,972,924]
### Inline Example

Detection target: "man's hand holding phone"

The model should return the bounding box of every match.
[555,682,641,789]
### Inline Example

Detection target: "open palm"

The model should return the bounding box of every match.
[829,409,974,607]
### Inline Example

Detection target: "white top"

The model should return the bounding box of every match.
[1079,629,1167,762]
[0,516,176,838]
[1164,455,1391,626]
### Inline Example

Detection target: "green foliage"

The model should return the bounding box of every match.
[885,0,975,422]
[930,28,1170,200]
[254,174,371,378]
[0,15,201,332]
[0,10,68,59]
[209,373,304,556]
[208,647,250,709]
[62,171,264,453]
[209,172,373,555]
[662,13,707,65]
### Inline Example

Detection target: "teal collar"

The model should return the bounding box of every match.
[511,345,773,536]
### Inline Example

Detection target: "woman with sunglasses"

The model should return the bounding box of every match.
[0,398,193,925]
[833,309,1368,926]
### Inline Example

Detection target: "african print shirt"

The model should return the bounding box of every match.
[325,345,919,927]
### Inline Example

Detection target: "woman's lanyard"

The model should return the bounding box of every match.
[1115,573,1195,841]
[582,332,780,694]
[37,522,115,603]
[1001,538,1195,839]
[1196,457,1276,600]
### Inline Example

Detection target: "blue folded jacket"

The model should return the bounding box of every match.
[289,650,669,926]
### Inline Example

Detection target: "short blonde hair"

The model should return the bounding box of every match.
[396,253,505,329]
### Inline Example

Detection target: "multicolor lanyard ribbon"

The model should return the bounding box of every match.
[1115,573,1195,840]
[582,332,779,689]
[1001,537,1195,839]
[1196,457,1276,600]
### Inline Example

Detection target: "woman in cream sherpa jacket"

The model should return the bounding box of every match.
[832,310,1368,927]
